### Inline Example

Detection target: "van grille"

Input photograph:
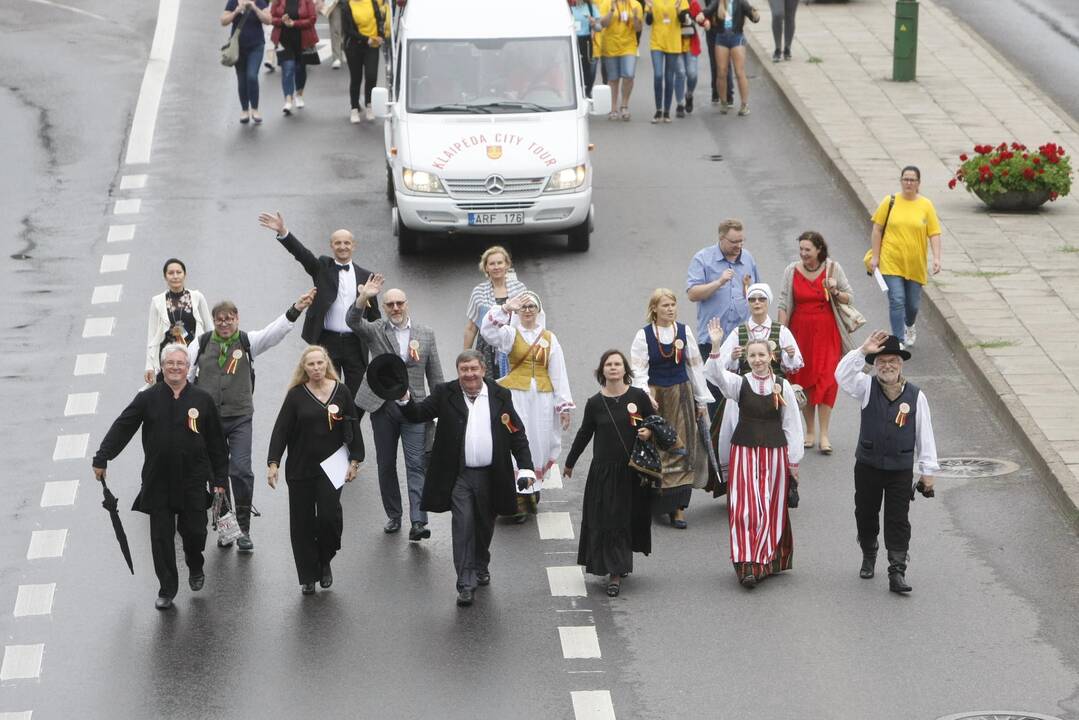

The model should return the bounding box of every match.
[456,201,536,211]
[445,177,546,197]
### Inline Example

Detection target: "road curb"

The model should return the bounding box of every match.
[743,22,1079,531]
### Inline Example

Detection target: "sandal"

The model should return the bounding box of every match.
[620,106,631,121]
[607,111,619,120]
[606,579,621,597]
[803,435,815,449]
[819,441,833,455]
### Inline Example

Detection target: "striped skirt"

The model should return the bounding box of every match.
[727,444,793,581]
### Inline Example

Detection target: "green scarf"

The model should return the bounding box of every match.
[212,331,241,368]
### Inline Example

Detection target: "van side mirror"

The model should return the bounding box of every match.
[371,87,390,118]
[588,85,611,116]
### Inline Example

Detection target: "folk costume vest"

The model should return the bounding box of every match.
[737,321,786,377]
[196,331,254,418]
[730,376,787,448]
[856,379,919,471]
[498,329,554,393]
[644,322,689,387]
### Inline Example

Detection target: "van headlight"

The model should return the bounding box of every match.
[402,168,446,194]
[544,165,586,192]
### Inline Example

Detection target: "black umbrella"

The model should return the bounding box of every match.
[99,478,134,574]
[698,414,727,498]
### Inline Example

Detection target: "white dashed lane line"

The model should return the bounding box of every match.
[41,481,79,507]
[570,690,616,720]
[64,392,99,416]
[544,465,564,489]
[0,644,45,681]
[537,511,575,540]
[74,353,107,375]
[112,198,141,215]
[82,317,115,337]
[26,530,67,560]
[547,566,587,597]
[106,224,136,243]
[119,174,148,189]
[558,626,601,659]
[99,254,130,273]
[13,584,56,617]
[52,434,88,461]
[91,285,123,304]
[0,711,33,720]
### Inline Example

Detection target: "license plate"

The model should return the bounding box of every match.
[468,212,525,226]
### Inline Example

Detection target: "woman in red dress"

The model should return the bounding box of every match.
[777,231,856,454]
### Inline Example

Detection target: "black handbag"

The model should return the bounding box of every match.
[301,46,321,65]
[787,474,800,509]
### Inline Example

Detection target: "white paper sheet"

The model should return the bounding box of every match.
[873,268,889,293]
[320,445,350,489]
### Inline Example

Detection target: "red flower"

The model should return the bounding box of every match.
[1033,156,1041,165]
[1001,170,1009,177]
[959,153,969,161]
[1023,167,1036,180]
[1060,148,1066,156]
[1023,153,1030,160]
[1050,191,1059,201]
[1039,168,1045,174]
[990,157,1001,166]
[997,142,1008,151]
[948,178,958,189]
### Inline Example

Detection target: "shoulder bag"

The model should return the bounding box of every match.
[221,5,254,67]
[826,260,866,334]
[863,193,895,274]
[213,492,245,545]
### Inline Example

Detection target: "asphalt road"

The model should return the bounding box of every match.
[2,3,1079,719]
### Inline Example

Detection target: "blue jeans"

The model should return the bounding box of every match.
[221,414,255,530]
[683,52,699,96]
[371,402,429,524]
[235,44,264,110]
[650,50,685,111]
[280,56,307,98]
[882,274,923,338]
[603,54,637,80]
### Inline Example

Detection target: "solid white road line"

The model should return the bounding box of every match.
[27,530,67,560]
[99,254,130,273]
[124,0,181,165]
[112,198,141,215]
[106,224,136,243]
[544,464,564,489]
[64,392,99,416]
[13,584,56,617]
[119,174,148,189]
[82,317,115,337]
[91,284,123,304]
[52,434,89,460]
[0,711,33,720]
[546,566,587,597]
[74,353,107,375]
[558,626,601,659]
[570,690,616,720]
[0,644,45,681]
[41,481,79,507]
[537,511,575,540]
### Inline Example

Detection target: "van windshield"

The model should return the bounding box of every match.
[407,37,578,113]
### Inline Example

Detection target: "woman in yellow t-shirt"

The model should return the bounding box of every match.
[868,165,943,348]
[645,0,689,123]
[599,0,644,120]
[340,0,390,123]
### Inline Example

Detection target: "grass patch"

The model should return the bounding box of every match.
[807,56,823,64]
[952,270,1011,278]
[1060,245,1079,253]
[967,339,1019,350]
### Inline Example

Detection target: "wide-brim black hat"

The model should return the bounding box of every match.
[366,353,410,401]
[865,335,911,363]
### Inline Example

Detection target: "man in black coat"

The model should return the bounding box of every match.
[399,349,534,607]
[257,211,380,398]
[92,344,229,610]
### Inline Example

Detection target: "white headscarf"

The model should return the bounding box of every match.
[746,282,773,304]
[511,291,547,332]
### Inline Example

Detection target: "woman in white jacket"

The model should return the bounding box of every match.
[144,258,212,384]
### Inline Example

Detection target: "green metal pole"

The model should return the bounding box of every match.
[893,0,919,82]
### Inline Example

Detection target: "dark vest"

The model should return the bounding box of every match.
[856,379,919,471]
[730,376,787,448]
[196,334,254,418]
[644,323,690,387]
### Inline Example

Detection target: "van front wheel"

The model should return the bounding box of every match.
[567,219,590,252]
[386,165,395,205]
[397,217,419,255]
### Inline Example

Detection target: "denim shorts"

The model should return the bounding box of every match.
[713,31,746,49]
[603,54,638,80]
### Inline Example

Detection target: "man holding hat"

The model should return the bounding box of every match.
[835,330,939,593]
[346,273,443,541]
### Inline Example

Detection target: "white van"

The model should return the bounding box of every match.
[371,0,610,254]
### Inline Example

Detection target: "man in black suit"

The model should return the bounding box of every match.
[258,211,380,399]
[399,349,534,608]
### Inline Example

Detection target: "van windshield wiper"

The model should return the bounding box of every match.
[472,101,553,112]
[415,103,492,114]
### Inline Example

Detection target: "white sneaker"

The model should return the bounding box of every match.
[282,99,293,115]
[332,59,341,69]
[365,106,374,121]
[904,325,917,347]
[295,95,305,109]
[350,108,361,124]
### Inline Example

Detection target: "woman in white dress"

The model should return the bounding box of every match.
[144,258,212,385]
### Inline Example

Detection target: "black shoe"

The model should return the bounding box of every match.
[155,596,174,610]
[651,110,663,124]
[740,574,757,589]
[887,550,912,593]
[859,540,878,579]
[772,49,782,63]
[685,94,694,113]
[384,518,402,534]
[512,513,528,524]
[189,574,205,592]
[236,533,254,553]
[456,589,474,607]
[783,49,792,61]
[320,563,333,589]
[477,571,491,587]
[301,582,316,595]
[711,90,719,104]
[408,522,431,541]
[675,105,685,118]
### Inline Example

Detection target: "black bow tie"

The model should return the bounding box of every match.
[336,264,351,272]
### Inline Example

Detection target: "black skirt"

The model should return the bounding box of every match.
[577,461,652,576]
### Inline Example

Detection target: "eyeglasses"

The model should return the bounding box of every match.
[520,304,539,311]
[748,297,768,303]
[384,301,406,308]
[163,361,188,368]
[901,177,920,183]
[214,316,237,324]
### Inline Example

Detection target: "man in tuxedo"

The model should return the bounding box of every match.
[347,273,444,540]
[399,350,534,607]
[258,211,381,399]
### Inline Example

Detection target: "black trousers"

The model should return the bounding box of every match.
[286,475,344,585]
[149,508,208,599]
[853,462,912,552]
[344,38,380,108]
[319,331,368,415]
[451,466,496,592]
[577,35,596,97]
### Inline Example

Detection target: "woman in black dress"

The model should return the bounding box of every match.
[564,350,655,597]
[268,346,364,595]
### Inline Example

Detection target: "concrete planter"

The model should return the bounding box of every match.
[973,187,1052,211]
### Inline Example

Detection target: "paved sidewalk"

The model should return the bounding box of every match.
[743,0,1079,520]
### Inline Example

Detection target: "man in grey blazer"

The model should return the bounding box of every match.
[347,273,444,540]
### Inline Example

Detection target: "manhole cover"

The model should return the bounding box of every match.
[936,713,1064,720]
[934,458,1020,479]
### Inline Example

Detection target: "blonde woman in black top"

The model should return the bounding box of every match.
[268,345,364,595]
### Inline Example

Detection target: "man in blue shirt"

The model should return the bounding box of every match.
[686,218,759,416]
